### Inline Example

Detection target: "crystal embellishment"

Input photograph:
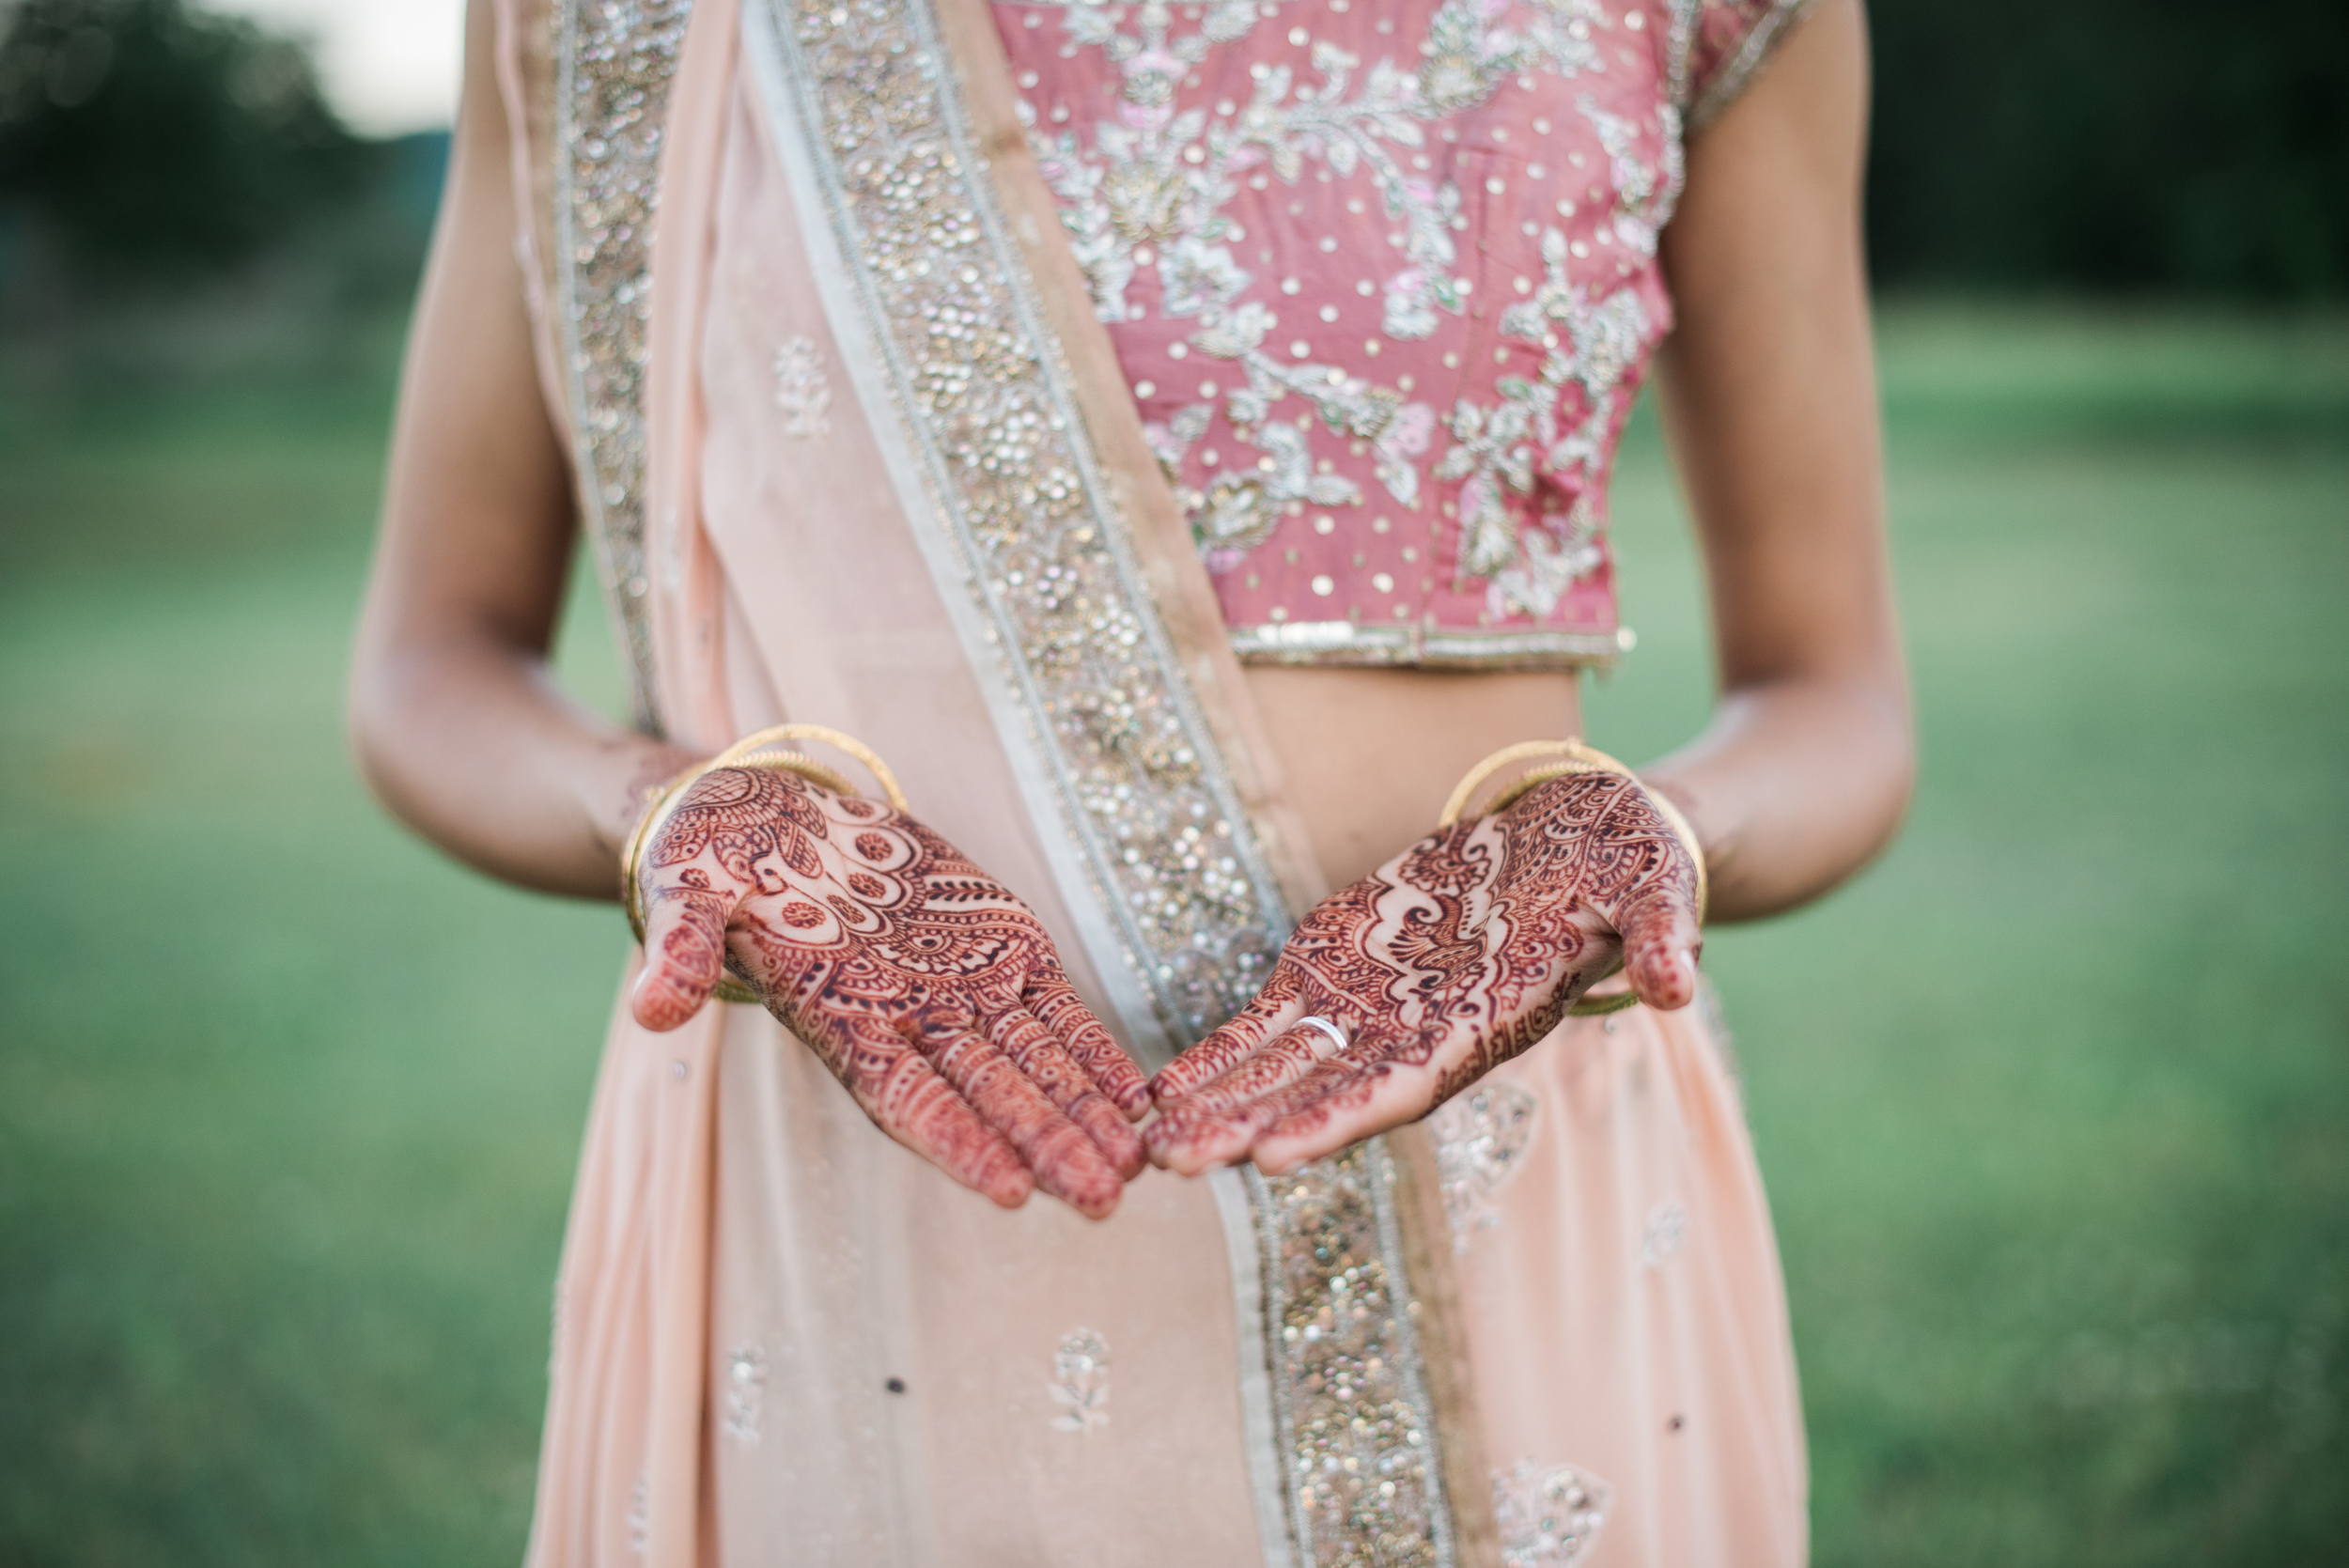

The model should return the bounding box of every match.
[773,334,834,437]
[723,1343,769,1442]
[1254,1150,1452,1568]
[1640,1199,1687,1271]
[1427,1080,1540,1249]
[1050,1328,1112,1433]
[1493,1458,1611,1568]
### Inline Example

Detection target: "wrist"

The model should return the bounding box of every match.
[1440,737,1708,924]
[594,742,705,890]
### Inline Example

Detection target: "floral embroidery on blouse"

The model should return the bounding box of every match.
[998,0,1809,666]
[997,0,1792,668]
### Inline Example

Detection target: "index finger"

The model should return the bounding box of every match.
[1148,964,1308,1107]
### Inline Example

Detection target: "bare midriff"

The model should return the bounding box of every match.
[1244,666,1584,889]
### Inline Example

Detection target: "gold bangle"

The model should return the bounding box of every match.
[1439,737,1708,1015]
[619,763,701,929]
[620,724,910,1005]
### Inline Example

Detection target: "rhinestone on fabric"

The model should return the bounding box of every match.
[1049,1327,1112,1433]
[1492,1458,1610,1568]
[773,334,836,436]
[1254,1152,1452,1568]
[723,1343,769,1441]
[1640,1199,1687,1270]
[555,0,693,730]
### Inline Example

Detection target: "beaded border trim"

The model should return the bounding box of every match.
[553,0,692,732]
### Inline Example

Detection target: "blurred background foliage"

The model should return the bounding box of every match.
[1866,0,2349,300]
[5,0,2348,322]
[0,0,2344,1565]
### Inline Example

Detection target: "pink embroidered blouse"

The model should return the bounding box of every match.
[994,0,1810,668]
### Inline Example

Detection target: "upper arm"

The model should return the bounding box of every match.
[356,0,575,685]
[1655,0,1899,697]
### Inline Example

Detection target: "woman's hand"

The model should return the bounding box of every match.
[630,766,1151,1219]
[1144,770,1701,1175]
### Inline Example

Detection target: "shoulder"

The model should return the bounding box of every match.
[1683,0,1822,132]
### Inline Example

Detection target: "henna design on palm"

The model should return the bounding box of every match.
[1144,770,1702,1176]
[630,767,1151,1219]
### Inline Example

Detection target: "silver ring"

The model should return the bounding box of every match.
[1295,1015,1349,1055]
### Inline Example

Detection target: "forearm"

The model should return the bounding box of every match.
[349,629,697,901]
[1639,1,1906,922]
[346,0,701,901]
[1640,674,1911,923]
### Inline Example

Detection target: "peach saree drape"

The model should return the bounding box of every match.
[496,0,1807,1562]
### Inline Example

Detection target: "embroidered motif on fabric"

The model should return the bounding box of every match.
[773,334,834,436]
[723,1343,769,1442]
[1050,1327,1112,1433]
[554,0,693,730]
[745,0,1459,1557]
[1493,1459,1610,1567]
[1641,1198,1687,1269]
[626,1472,651,1557]
[1426,1080,1540,1250]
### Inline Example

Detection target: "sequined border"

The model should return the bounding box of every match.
[1250,1153,1458,1568]
[1688,0,1815,130]
[553,0,692,732]
[741,0,1460,1560]
[1231,620,1633,671]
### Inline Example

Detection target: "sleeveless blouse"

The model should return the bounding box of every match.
[994,0,1809,669]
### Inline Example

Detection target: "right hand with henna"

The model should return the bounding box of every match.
[630,764,1151,1219]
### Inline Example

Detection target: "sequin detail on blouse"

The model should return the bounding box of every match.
[1000,0,1813,666]
[999,0,1715,667]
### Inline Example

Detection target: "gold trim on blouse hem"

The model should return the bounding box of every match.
[1229,620,1636,671]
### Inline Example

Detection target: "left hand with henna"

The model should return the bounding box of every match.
[1144,769,1702,1175]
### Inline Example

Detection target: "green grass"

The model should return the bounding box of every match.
[2,304,2344,1565]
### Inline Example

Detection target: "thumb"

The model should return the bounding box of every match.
[1615,883,1701,1013]
[630,881,736,1032]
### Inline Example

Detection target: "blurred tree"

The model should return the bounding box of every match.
[1866,0,2349,299]
[0,0,2341,303]
[0,0,377,281]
